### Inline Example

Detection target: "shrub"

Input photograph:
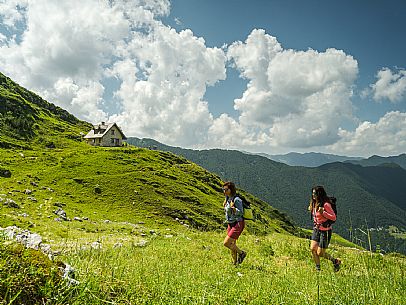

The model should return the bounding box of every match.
[0,242,64,304]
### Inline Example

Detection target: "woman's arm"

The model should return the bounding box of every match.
[320,202,336,221]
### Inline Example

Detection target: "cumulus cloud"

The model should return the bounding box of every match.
[107,26,226,146]
[0,0,227,147]
[0,0,28,29]
[328,111,406,157]
[0,0,132,119]
[42,77,107,123]
[0,0,172,86]
[1,2,404,156]
[207,114,259,148]
[370,68,406,103]
[216,29,358,149]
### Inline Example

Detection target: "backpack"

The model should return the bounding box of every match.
[235,194,254,220]
[321,196,337,228]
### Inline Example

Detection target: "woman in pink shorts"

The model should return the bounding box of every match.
[222,181,247,265]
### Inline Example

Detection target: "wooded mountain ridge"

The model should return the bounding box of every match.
[253,151,363,167]
[128,137,406,254]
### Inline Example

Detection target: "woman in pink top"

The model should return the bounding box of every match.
[309,186,341,271]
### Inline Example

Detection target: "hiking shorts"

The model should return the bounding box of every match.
[311,227,332,249]
[227,220,245,240]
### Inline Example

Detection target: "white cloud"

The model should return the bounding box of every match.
[220,29,358,149]
[0,0,171,89]
[207,114,259,148]
[42,77,107,123]
[0,0,150,129]
[0,0,227,147]
[228,29,282,83]
[0,0,28,28]
[370,68,406,103]
[328,111,406,157]
[174,17,182,26]
[1,3,405,157]
[109,26,226,146]
[0,33,7,45]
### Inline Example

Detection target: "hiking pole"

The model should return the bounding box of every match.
[364,218,373,256]
[317,270,320,305]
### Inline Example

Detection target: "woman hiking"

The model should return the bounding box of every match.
[222,181,247,265]
[309,185,341,271]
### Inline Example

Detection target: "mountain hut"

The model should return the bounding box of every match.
[84,122,127,147]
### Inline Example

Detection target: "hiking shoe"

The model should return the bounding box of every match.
[238,251,247,264]
[333,259,341,272]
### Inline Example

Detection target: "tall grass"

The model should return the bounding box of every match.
[52,231,405,305]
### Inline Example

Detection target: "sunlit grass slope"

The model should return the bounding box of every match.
[62,231,404,305]
[0,146,296,246]
[3,229,403,305]
[0,71,91,149]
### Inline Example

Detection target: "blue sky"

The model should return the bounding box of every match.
[0,0,405,157]
[166,0,406,121]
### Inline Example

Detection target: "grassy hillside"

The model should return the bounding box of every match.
[0,71,91,149]
[2,229,405,304]
[0,70,296,237]
[127,137,406,254]
[0,146,298,242]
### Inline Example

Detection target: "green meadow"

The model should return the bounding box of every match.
[0,146,404,305]
[1,227,405,305]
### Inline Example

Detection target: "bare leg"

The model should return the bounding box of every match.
[224,235,242,264]
[310,240,320,266]
[317,248,334,262]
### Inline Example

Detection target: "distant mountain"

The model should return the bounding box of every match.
[345,154,406,170]
[254,151,363,167]
[128,137,406,254]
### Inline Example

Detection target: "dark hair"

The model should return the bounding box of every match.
[223,181,237,197]
[312,185,331,209]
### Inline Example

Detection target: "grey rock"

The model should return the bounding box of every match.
[137,239,148,247]
[5,199,20,209]
[91,241,102,249]
[54,208,67,220]
[60,263,80,286]
[0,169,11,178]
[94,185,102,194]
